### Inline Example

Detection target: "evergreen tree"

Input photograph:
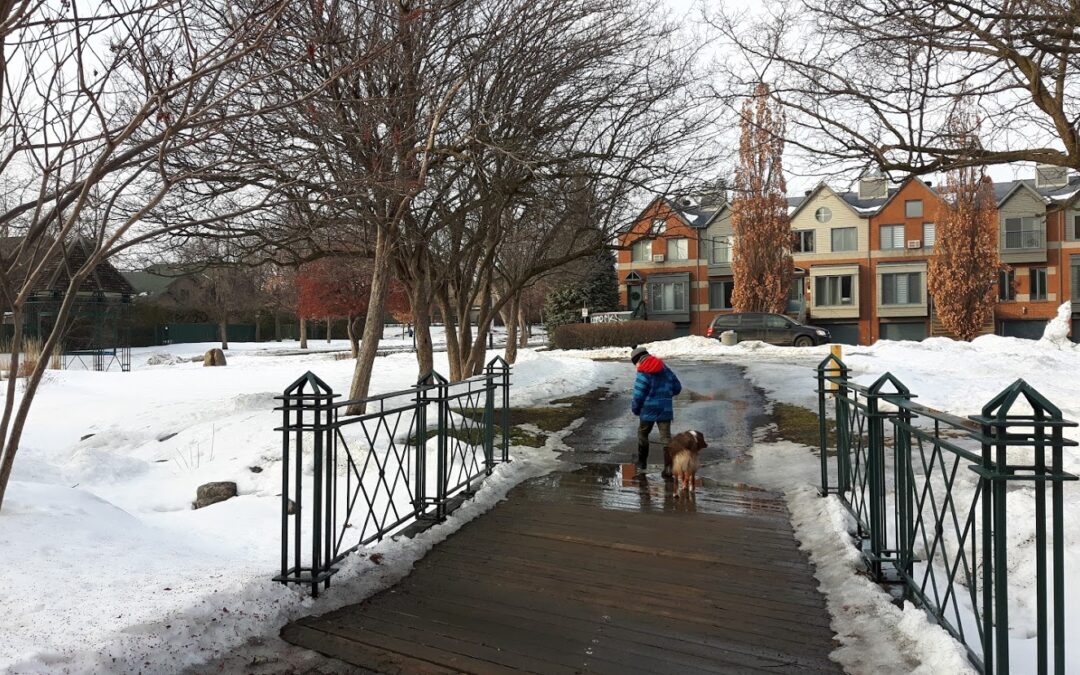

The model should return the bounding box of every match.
[582,249,619,312]
[543,286,587,334]
[731,83,792,313]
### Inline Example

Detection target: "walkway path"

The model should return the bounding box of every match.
[281,360,840,674]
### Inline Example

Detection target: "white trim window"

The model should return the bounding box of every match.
[666,237,689,261]
[649,281,687,312]
[709,237,731,264]
[881,272,922,305]
[880,224,904,250]
[708,280,734,309]
[815,207,832,223]
[923,222,936,248]
[793,230,815,253]
[1072,214,1080,240]
[631,239,652,262]
[831,227,857,252]
[1031,267,1048,301]
[1004,217,1042,249]
[1072,255,1080,301]
[815,275,854,306]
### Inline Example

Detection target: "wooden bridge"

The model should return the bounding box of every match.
[282,464,841,674]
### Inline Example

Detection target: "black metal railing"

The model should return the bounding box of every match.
[816,354,1077,674]
[274,356,511,596]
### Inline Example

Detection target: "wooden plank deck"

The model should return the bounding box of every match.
[281,464,841,674]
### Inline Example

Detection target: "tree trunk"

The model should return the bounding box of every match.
[255,314,261,343]
[219,317,229,350]
[519,303,529,348]
[300,317,308,349]
[347,314,360,359]
[411,281,434,378]
[438,290,463,382]
[504,293,520,364]
[326,316,332,343]
[274,312,282,342]
[463,277,494,377]
[347,228,393,414]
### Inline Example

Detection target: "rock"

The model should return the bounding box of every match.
[145,352,178,366]
[193,481,237,509]
[80,433,95,441]
[249,465,263,473]
[203,349,227,367]
[156,431,178,442]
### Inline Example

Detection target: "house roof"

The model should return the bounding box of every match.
[121,271,179,296]
[0,237,136,296]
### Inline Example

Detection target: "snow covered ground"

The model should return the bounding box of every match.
[0,341,614,673]
[556,313,1080,675]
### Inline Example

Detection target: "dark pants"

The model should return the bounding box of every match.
[637,419,671,470]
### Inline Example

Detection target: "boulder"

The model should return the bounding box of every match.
[193,481,237,509]
[203,348,227,367]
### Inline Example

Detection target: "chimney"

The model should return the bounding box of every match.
[804,189,812,196]
[1035,164,1069,189]
[858,171,888,200]
[925,181,933,187]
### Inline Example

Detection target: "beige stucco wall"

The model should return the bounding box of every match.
[999,187,1047,263]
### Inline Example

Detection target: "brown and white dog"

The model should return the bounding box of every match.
[665,430,707,497]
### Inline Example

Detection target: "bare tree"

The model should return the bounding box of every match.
[711,1,1080,176]
[0,0,301,510]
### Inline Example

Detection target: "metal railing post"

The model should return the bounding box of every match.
[978,418,996,675]
[865,386,885,580]
[483,366,495,475]
[435,376,449,521]
[816,363,830,495]
[501,359,511,463]
[414,378,429,517]
[894,399,915,591]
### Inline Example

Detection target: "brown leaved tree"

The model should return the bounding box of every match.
[731,83,792,314]
[927,169,1001,341]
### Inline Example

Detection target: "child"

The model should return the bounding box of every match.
[629,346,682,476]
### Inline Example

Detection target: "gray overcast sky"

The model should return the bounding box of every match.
[658,0,1046,194]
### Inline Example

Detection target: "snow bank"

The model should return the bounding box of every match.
[0,346,617,673]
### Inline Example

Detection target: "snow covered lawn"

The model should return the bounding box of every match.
[0,343,613,673]
[558,320,1080,675]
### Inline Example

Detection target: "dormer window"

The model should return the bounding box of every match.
[815,207,832,223]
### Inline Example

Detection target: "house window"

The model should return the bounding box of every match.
[1073,214,1080,240]
[923,222,936,248]
[999,269,1016,301]
[905,200,923,218]
[709,280,734,309]
[1072,256,1080,301]
[881,272,922,305]
[815,207,832,223]
[1004,217,1042,249]
[831,227,857,252]
[880,225,904,250]
[649,281,686,312]
[814,275,854,306]
[666,237,689,261]
[651,218,667,235]
[631,239,651,262]
[1031,268,1048,301]
[709,237,730,264]
[793,230,815,253]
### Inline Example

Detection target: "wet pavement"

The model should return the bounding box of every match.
[563,360,770,482]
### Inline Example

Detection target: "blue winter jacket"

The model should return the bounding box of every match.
[630,355,682,422]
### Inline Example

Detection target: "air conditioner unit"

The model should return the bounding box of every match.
[906,239,922,249]
[652,254,665,262]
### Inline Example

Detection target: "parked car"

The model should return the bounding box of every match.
[706,312,831,347]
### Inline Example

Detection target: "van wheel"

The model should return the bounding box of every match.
[794,336,814,348]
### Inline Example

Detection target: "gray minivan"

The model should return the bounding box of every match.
[706,312,831,347]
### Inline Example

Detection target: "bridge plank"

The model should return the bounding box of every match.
[282,466,841,674]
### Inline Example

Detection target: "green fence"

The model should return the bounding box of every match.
[815,354,1077,674]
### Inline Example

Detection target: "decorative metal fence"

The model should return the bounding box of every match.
[274,356,511,597]
[815,354,1077,674]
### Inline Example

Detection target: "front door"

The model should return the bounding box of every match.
[628,285,644,317]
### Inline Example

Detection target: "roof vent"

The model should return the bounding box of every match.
[1035,164,1069,189]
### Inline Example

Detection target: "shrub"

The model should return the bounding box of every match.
[0,337,58,378]
[552,320,675,350]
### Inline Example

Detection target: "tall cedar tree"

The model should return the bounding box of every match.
[731,84,792,313]
[927,170,1001,341]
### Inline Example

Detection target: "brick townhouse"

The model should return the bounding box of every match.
[616,166,1080,344]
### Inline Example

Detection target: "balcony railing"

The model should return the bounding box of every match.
[1004,230,1044,250]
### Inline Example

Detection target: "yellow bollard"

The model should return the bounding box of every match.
[827,344,843,391]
